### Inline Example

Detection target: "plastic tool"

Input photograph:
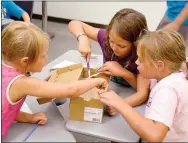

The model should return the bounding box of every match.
[86,56,91,78]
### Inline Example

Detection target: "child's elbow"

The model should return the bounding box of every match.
[144,132,166,142]
[138,91,149,102]
[146,134,164,142]
[68,20,80,30]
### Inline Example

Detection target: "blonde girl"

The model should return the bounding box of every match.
[2,21,107,138]
[99,29,188,142]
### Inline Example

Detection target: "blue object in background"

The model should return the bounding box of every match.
[2,0,24,19]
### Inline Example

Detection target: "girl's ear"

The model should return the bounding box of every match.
[20,57,29,67]
[156,60,165,72]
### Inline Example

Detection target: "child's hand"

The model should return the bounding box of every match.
[79,35,91,63]
[106,106,117,116]
[30,112,47,125]
[94,78,108,90]
[98,61,126,77]
[99,90,125,110]
[22,12,31,24]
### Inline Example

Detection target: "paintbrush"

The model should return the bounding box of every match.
[86,56,91,78]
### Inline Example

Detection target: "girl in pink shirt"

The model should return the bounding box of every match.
[2,21,107,139]
[99,29,188,142]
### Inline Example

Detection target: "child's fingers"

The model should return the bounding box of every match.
[106,106,114,111]
[81,52,87,57]
[106,108,116,115]
[99,95,110,105]
[107,109,115,114]
[99,92,107,98]
[35,112,47,125]
[96,66,102,72]
[102,71,112,76]
[38,120,45,125]
[97,89,106,94]
[109,111,117,116]
[98,66,109,72]
[98,82,108,90]
[106,106,112,111]
[41,112,47,118]
[38,118,47,125]
[106,106,117,116]
[99,97,107,105]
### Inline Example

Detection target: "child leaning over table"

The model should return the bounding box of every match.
[2,21,108,139]
[100,29,188,142]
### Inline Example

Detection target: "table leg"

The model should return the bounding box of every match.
[42,1,55,39]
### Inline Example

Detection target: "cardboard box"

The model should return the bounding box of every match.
[37,63,109,123]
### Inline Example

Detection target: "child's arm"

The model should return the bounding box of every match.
[121,69,137,90]
[21,12,30,23]
[105,74,149,116]
[100,89,177,142]
[13,76,107,100]
[165,2,188,30]
[68,20,100,62]
[123,74,149,107]
[113,99,168,142]
[8,1,27,22]
[16,111,47,125]
[68,20,99,41]
[98,61,137,89]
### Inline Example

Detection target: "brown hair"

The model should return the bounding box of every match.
[105,8,148,61]
[2,21,49,64]
[138,29,188,79]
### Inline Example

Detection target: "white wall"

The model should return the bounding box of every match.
[33,2,166,30]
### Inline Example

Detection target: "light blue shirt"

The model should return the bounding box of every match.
[165,1,188,25]
[2,0,24,19]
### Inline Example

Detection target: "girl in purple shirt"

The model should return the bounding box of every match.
[69,8,150,115]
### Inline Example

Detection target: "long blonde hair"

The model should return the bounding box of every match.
[137,29,188,79]
[2,21,49,64]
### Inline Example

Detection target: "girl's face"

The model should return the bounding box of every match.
[109,32,132,58]
[136,55,158,79]
[27,40,49,72]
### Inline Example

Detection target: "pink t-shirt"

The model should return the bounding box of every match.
[2,63,26,139]
[145,72,188,142]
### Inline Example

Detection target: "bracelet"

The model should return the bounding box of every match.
[76,33,86,41]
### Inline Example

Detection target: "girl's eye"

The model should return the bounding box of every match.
[118,45,126,49]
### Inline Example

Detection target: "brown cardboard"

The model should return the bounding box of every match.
[69,92,104,123]
[36,63,109,123]
[37,63,84,104]
[69,67,109,123]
